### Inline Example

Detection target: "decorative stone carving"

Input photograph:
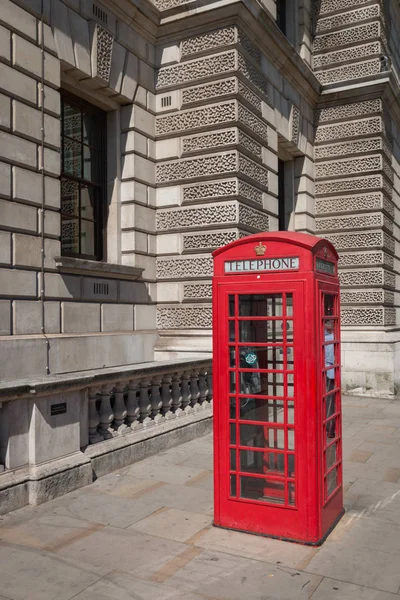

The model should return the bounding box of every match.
[157,202,238,231]
[237,54,268,97]
[91,23,114,83]
[183,283,212,299]
[181,178,263,206]
[316,155,383,179]
[323,231,392,251]
[291,105,300,145]
[317,0,373,16]
[237,80,262,113]
[316,59,380,85]
[340,290,394,305]
[314,22,380,53]
[157,306,212,329]
[156,101,236,136]
[339,269,395,288]
[181,26,236,58]
[316,5,380,35]
[156,152,237,184]
[316,100,381,124]
[314,42,381,70]
[315,137,388,160]
[238,154,268,188]
[156,51,236,89]
[181,77,262,113]
[338,251,393,268]
[316,213,385,231]
[156,256,213,279]
[239,203,269,230]
[151,0,187,10]
[238,103,269,140]
[315,193,394,218]
[341,308,389,327]
[316,175,385,195]
[315,117,383,143]
[183,230,238,251]
[181,128,262,159]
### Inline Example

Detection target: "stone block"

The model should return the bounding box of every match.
[44,113,61,149]
[61,302,101,333]
[118,21,146,58]
[0,162,11,198]
[1,397,30,469]
[122,104,155,137]
[121,52,139,101]
[156,186,180,207]
[101,303,134,332]
[1,0,37,41]
[13,300,60,334]
[0,62,36,105]
[50,0,75,67]
[82,277,118,301]
[39,22,58,54]
[109,41,125,93]
[122,154,155,185]
[40,84,60,116]
[148,140,156,160]
[68,9,91,77]
[0,130,37,168]
[121,203,155,232]
[119,280,151,304]
[122,253,156,279]
[156,282,181,302]
[134,86,147,108]
[0,300,11,335]
[0,93,10,130]
[156,138,180,160]
[0,231,11,265]
[121,180,148,205]
[0,267,37,297]
[13,166,41,204]
[157,234,180,255]
[13,233,41,267]
[139,60,155,91]
[13,101,42,143]
[44,272,81,299]
[0,337,47,381]
[122,131,148,156]
[134,304,156,330]
[156,43,179,66]
[0,198,37,232]
[39,147,61,176]
[45,175,60,208]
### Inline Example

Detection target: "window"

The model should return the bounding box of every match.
[60,93,106,260]
[276,0,286,35]
[278,159,286,231]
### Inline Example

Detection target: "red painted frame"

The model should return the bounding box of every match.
[212,232,344,545]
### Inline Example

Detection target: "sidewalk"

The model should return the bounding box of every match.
[1,395,400,599]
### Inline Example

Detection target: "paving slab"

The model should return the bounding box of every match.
[128,507,212,542]
[311,577,400,600]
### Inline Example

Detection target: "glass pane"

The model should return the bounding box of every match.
[288,454,295,477]
[326,416,336,440]
[326,443,337,470]
[239,371,284,397]
[239,347,284,370]
[230,474,237,496]
[230,449,236,471]
[83,146,101,183]
[266,428,285,450]
[230,397,236,419]
[288,482,295,506]
[229,371,236,393]
[80,220,95,256]
[240,423,268,449]
[326,393,336,420]
[284,320,293,341]
[287,346,294,368]
[80,185,95,220]
[63,136,81,177]
[287,401,294,424]
[286,294,293,316]
[229,295,235,317]
[240,399,284,423]
[230,423,236,444]
[61,178,79,217]
[63,102,81,140]
[324,294,335,317]
[229,321,235,342]
[288,429,295,450]
[61,217,79,254]
[239,320,283,343]
[326,468,338,497]
[229,347,236,368]
[239,294,282,317]
[240,476,285,504]
[287,373,294,398]
[240,450,285,475]
[83,111,101,147]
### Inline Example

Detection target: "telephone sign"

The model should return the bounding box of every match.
[212,232,344,545]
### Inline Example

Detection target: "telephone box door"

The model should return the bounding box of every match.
[214,279,311,541]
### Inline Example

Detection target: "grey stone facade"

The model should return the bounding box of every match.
[0,0,399,393]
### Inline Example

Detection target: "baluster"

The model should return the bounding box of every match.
[113,382,129,434]
[181,370,191,413]
[161,374,174,419]
[88,387,102,444]
[98,385,115,439]
[171,372,183,417]
[126,379,141,430]
[207,366,213,403]
[151,377,163,424]
[198,369,208,406]
[190,370,200,411]
[139,380,153,427]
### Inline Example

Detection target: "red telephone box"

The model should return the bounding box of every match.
[212,232,344,545]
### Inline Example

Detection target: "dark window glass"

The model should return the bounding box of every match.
[61,94,106,260]
[276,0,286,35]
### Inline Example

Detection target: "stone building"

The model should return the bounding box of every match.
[0,0,399,393]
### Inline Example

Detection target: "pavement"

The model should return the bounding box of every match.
[2,394,400,599]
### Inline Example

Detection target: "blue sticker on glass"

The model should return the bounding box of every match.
[244,352,257,365]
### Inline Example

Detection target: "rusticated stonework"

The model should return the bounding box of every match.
[315,193,394,218]
[182,230,238,251]
[180,178,263,206]
[156,152,237,184]
[314,42,381,70]
[341,290,394,305]
[181,26,261,64]
[315,117,383,143]
[157,306,212,329]
[183,283,212,299]
[316,155,383,179]
[315,100,382,123]
[181,78,262,113]
[316,175,386,196]
[156,256,213,279]
[156,51,237,89]
[315,137,389,160]
[93,25,114,82]
[316,59,380,85]
[317,0,373,16]
[316,5,380,34]
[181,128,262,159]
[156,203,238,231]
[317,213,385,232]
[322,231,394,252]
[338,252,394,269]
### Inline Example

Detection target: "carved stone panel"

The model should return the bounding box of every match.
[316,100,382,124]
[182,230,239,252]
[314,42,381,70]
[183,283,212,299]
[156,256,213,279]
[316,213,386,232]
[316,174,385,196]
[91,23,114,83]
[156,51,237,89]
[314,22,380,54]
[341,307,395,327]
[181,78,262,113]
[316,59,380,85]
[156,202,238,231]
[316,5,380,34]
[315,193,394,218]
[181,178,263,206]
[157,305,213,329]
[315,117,383,143]
[181,128,263,160]
[316,155,383,179]
[315,137,389,160]
[338,251,393,268]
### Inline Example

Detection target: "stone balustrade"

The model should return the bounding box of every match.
[0,357,213,515]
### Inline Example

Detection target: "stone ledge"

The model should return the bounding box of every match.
[54,256,144,281]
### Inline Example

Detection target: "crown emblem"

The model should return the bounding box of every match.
[254,242,266,256]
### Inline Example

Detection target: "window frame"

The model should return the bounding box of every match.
[60,91,107,261]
